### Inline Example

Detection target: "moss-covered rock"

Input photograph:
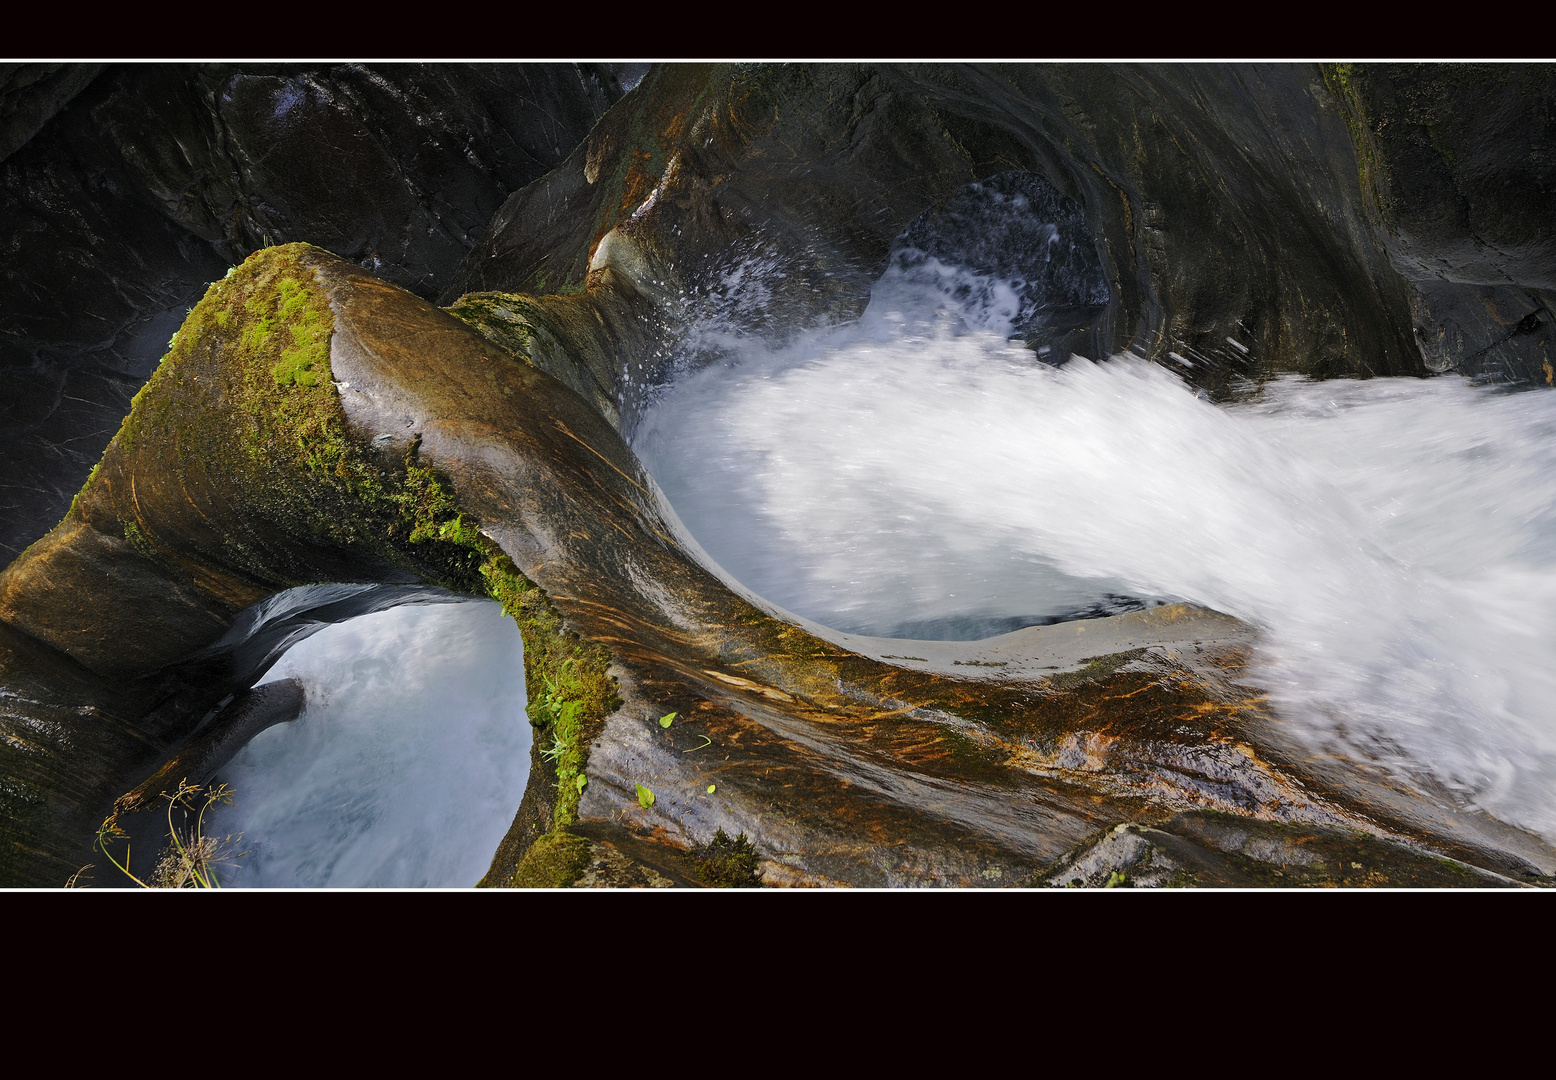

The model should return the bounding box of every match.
[691,829,763,888]
[510,830,594,888]
[0,244,489,680]
[0,64,629,566]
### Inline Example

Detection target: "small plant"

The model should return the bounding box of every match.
[691,828,763,888]
[93,779,247,889]
[540,724,574,764]
[527,660,580,730]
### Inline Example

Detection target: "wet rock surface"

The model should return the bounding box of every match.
[1046,816,1520,889]
[4,245,1547,887]
[450,63,1433,433]
[0,63,624,561]
[8,64,1556,888]
[1326,64,1556,386]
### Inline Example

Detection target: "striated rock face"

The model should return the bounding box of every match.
[1325,64,1556,384]
[448,63,1432,437]
[0,62,625,562]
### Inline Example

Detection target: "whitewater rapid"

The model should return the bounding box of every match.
[634,281,1556,842]
[209,600,529,888]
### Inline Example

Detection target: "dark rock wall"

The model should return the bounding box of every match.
[0,63,624,562]
[1327,63,1556,384]
[0,64,107,163]
[449,62,1433,434]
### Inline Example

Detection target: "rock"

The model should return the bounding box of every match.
[116,679,306,814]
[0,63,104,163]
[1325,63,1556,385]
[4,242,1550,887]
[447,62,1429,440]
[0,63,625,561]
[1045,815,1523,888]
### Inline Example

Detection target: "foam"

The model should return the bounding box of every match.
[209,600,529,887]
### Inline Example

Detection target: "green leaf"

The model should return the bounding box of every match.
[636,784,656,809]
[659,712,677,729]
[707,784,716,794]
[575,774,588,793]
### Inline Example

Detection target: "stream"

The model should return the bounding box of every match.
[212,174,1556,884]
[635,240,1556,844]
[208,600,529,887]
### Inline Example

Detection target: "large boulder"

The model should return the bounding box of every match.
[0,63,626,562]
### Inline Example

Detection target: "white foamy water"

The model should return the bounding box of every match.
[634,280,1556,840]
[209,600,529,888]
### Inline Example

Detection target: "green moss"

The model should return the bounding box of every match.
[690,829,763,888]
[443,292,539,361]
[482,553,620,829]
[120,518,155,559]
[1321,63,1395,227]
[511,829,594,887]
[66,460,102,520]
[267,277,330,387]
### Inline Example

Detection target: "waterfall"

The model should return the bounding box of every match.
[208,600,530,887]
[634,254,1556,843]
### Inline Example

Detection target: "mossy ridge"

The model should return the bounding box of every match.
[67,243,489,597]
[510,829,593,888]
[483,553,620,833]
[76,244,621,886]
[443,293,540,361]
[482,549,621,888]
[1321,63,1395,229]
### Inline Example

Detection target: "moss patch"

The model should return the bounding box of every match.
[511,829,594,888]
[483,554,620,829]
[690,828,763,887]
[1321,63,1395,228]
[443,293,539,360]
[120,518,155,559]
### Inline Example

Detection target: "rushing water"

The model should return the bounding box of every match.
[209,600,529,888]
[202,170,1556,876]
[635,266,1556,842]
